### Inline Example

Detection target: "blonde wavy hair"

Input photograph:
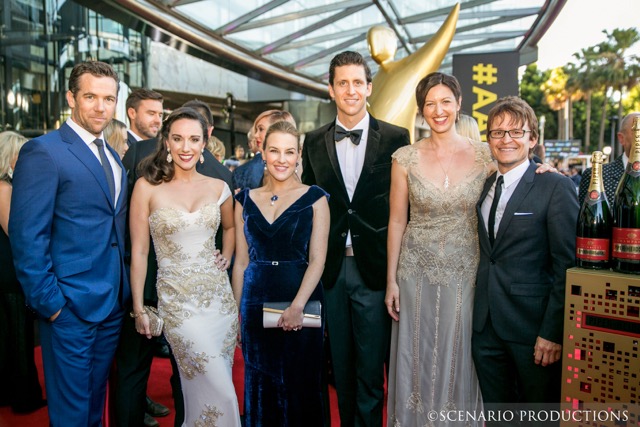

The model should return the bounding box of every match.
[0,131,28,182]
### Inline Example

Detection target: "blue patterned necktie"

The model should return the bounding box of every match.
[94,138,116,204]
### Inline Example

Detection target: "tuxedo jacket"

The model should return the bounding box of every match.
[9,123,130,322]
[232,152,264,190]
[302,116,410,290]
[474,161,579,345]
[121,138,233,303]
[577,155,624,203]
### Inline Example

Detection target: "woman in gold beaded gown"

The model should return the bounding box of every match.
[130,107,240,426]
[385,73,491,426]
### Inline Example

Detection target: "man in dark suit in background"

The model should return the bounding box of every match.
[10,61,129,427]
[116,99,232,427]
[232,125,263,191]
[302,51,409,427]
[125,88,164,147]
[578,112,640,202]
[473,96,579,424]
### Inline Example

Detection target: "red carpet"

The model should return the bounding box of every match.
[0,346,353,427]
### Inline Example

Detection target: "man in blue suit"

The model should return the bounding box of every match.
[232,135,264,191]
[9,61,129,427]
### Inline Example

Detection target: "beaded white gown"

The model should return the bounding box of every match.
[387,141,491,427]
[149,184,240,427]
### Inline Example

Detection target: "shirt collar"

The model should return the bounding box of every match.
[66,118,104,145]
[128,130,143,142]
[498,159,530,189]
[336,112,369,132]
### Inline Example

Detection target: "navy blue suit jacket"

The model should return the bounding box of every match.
[9,122,130,322]
[232,152,264,190]
[474,161,579,345]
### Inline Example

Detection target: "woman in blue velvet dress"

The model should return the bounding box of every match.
[232,120,330,426]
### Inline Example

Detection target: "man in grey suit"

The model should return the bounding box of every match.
[302,51,409,427]
[473,96,579,422]
[578,112,640,202]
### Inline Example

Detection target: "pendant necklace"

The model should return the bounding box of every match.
[270,194,278,206]
[434,144,458,189]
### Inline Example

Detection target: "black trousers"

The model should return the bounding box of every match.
[325,256,390,427]
[113,310,184,427]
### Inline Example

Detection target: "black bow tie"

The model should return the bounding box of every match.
[335,125,363,145]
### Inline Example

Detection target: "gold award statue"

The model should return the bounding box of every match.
[367,3,460,143]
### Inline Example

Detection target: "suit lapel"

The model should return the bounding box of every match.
[324,124,349,200]
[352,117,381,200]
[493,161,537,246]
[61,123,115,209]
[477,173,496,252]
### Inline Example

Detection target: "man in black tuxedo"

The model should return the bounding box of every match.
[473,96,578,423]
[302,51,409,427]
[125,88,164,147]
[578,112,640,202]
[115,99,232,427]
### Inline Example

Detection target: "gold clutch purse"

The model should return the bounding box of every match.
[144,306,164,337]
[131,306,164,337]
[262,301,322,328]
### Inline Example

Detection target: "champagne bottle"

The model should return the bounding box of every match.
[577,151,612,269]
[613,117,640,273]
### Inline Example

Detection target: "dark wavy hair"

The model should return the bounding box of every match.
[139,107,208,185]
[68,61,120,96]
[125,88,163,112]
[415,72,462,120]
[329,51,372,85]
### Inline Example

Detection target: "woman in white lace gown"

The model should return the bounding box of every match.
[385,73,493,426]
[130,107,240,426]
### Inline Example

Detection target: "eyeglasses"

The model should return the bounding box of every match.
[487,129,531,139]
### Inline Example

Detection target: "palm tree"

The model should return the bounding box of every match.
[568,47,603,152]
[596,28,640,146]
[542,67,570,140]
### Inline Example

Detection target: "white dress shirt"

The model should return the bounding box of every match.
[335,113,369,247]
[481,160,530,240]
[67,118,122,205]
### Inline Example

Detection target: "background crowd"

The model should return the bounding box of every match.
[1,50,634,427]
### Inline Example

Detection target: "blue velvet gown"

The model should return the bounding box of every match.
[236,185,327,427]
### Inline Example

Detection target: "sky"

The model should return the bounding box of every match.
[536,0,640,71]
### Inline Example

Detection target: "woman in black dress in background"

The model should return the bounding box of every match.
[0,131,46,413]
[232,121,330,426]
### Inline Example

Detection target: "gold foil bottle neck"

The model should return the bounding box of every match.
[588,151,605,194]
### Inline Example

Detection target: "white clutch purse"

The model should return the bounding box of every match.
[262,301,322,328]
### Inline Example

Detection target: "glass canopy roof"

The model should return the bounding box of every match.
[89,0,567,97]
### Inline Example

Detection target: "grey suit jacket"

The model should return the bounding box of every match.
[474,161,579,345]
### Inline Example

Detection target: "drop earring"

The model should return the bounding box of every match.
[166,152,173,163]
[263,160,267,171]
[200,151,205,164]
[8,167,13,179]
[295,162,299,174]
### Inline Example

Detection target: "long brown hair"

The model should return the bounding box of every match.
[139,107,208,185]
